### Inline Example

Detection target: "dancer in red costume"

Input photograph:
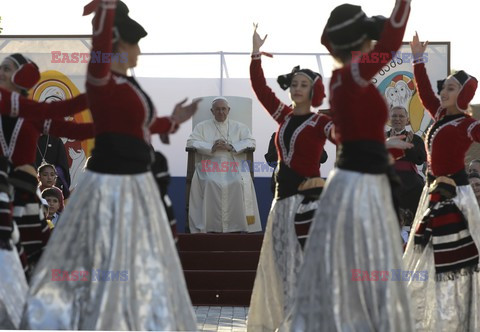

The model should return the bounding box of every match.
[281,1,414,331]
[247,24,333,331]
[0,52,91,328]
[22,0,199,330]
[403,32,480,331]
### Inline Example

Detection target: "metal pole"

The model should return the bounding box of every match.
[219,51,224,96]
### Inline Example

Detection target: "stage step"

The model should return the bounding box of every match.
[178,234,263,306]
[180,251,260,270]
[178,233,263,252]
[188,290,253,306]
[184,270,256,290]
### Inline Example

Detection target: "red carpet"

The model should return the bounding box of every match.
[178,233,263,306]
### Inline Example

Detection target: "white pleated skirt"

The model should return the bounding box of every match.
[281,168,413,332]
[403,184,480,332]
[247,194,304,332]
[0,247,28,329]
[21,170,196,331]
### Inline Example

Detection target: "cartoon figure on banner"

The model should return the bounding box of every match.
[31,70,94,191]
[385,74,414,108]
[378,71,432,135]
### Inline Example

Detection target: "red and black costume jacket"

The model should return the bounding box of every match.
[413,63,480,275]
[329,0,410,173]
[250,57,333,198]
[414,62,480,178]
[0,88,92,166]
[0,85,93,268]
[86,0,178,174]
[0,84,91,255]
[0,87,88,120]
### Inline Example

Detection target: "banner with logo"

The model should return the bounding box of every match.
[0,38,450,180]
[373,42,450,136]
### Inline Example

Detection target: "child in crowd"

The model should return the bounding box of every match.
[37,163,70,201]
[37,163,57,191]
[41,187,64,227]
[39,198,54,229]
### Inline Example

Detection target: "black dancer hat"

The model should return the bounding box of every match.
[5,53,40,92]
[83,0,147,44]
[321,4,386,54]
[113,1,147,44]
[437,71,478,112]
[277,66,326,107]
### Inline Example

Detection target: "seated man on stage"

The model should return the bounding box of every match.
[187,96,262,233]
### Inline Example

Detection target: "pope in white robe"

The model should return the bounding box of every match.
[186,97,262,233]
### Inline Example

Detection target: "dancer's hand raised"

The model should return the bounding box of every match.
[410,32,429,61]
[252,23,268,54]
[171,98,201,124]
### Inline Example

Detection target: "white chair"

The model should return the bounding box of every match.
[185,96,255,229]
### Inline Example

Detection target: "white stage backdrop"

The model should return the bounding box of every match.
[0,37,449,179]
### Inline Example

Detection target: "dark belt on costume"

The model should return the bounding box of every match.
[87,133,153,175]
[337,140,390,174]
[275,162,325,200]
[427,169,469,187]
[275,162,306,200]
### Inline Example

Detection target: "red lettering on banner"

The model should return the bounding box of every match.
[51,51,61,63]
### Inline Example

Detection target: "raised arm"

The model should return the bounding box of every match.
[410,34,442,119]
[250,24,290,123]
[0,89,88,119]
[352,0,411,83]
[84,0,117,89]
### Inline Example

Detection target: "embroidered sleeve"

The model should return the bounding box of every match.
[413,62,442,119]
[467,120,480,142]
[87,0,117,88]
[0,89,88,119]
[317,114,336,144]
[349,0,411,85]
[250,58,291,123]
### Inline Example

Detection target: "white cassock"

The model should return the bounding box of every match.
[187,118,262,233]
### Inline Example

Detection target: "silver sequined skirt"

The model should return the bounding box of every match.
[0,247,28,329]
[281,168,413,332]
[403,184,480,332]
[247,195,304,332]
[21,170,196,330]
